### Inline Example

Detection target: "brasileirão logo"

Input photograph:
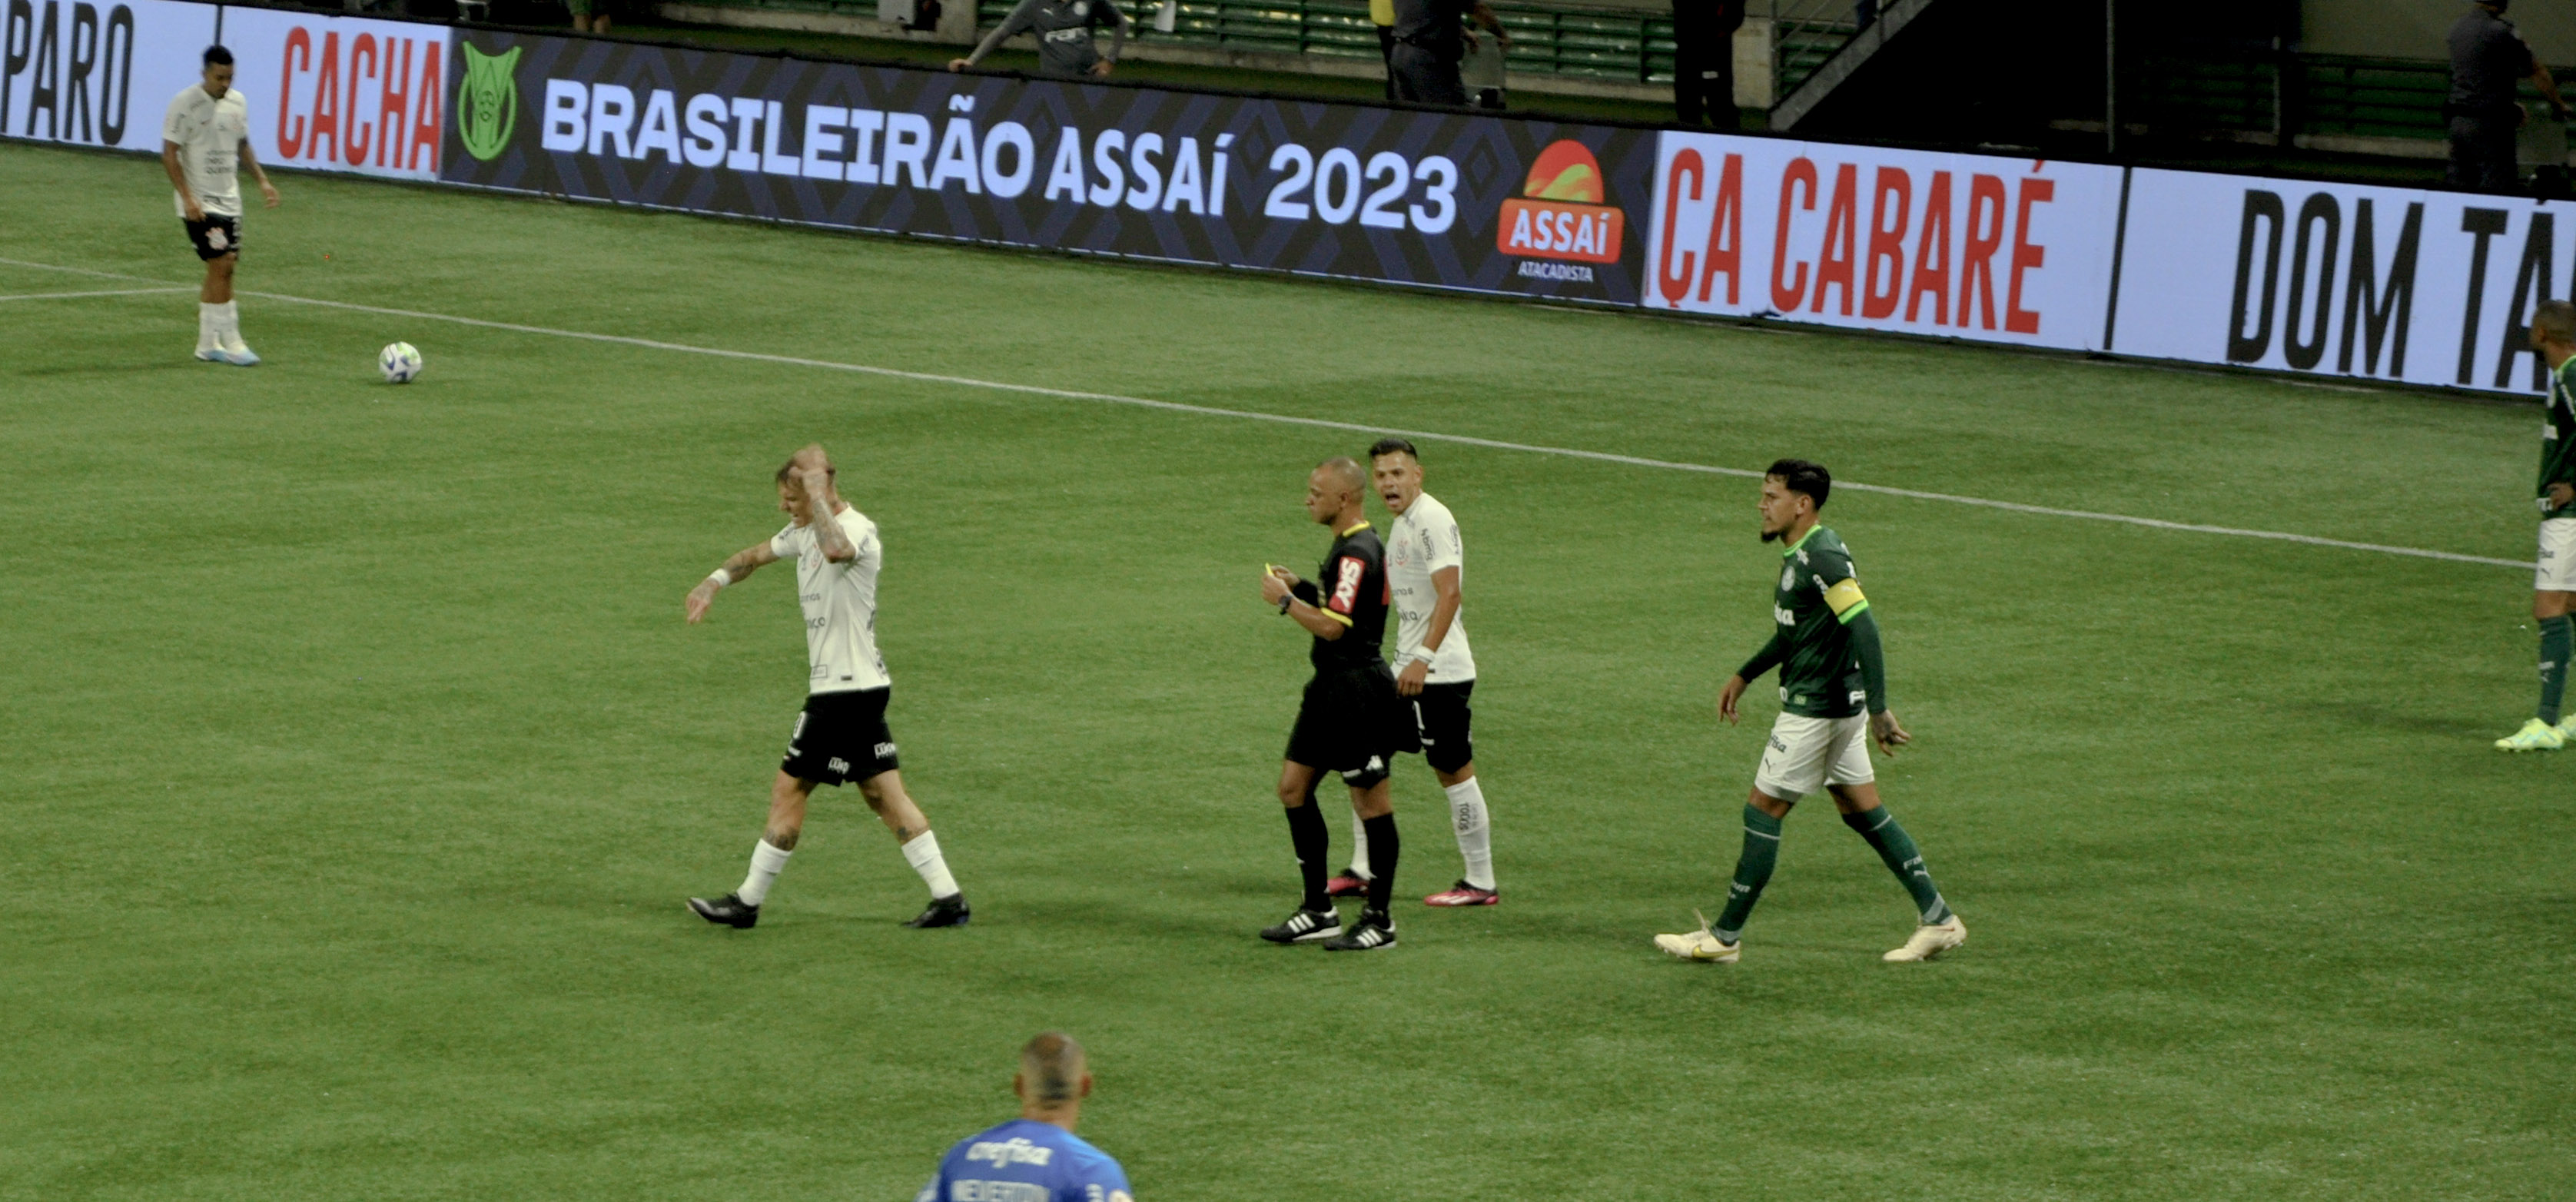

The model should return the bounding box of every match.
[456,43,523,162]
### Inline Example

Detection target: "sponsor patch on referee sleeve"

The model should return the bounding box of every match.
[1822,576,1868,620]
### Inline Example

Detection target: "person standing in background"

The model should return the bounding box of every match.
[1671,0,1744,128]
[2446,0,2568,193]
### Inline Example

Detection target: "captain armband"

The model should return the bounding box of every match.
[1821,576,1869,623]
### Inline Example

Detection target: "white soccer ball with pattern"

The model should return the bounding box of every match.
[379,341,423,384]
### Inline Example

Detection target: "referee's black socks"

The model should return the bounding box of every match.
[1362,812,1399,914]
[1286,801,1333,911]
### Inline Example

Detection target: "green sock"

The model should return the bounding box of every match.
[1842,806,1952,925]
[2541,615,2572,725]
[1711,805,1781,942]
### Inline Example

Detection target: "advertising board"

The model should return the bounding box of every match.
[221,5,444,181]
[1642,133,2126,352]
[437,31,1657,304]
[2115,168,2576,395]
[1,0,214,153]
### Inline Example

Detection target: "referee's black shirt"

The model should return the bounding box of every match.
[1296,521,1394,672]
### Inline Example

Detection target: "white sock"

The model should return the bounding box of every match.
[737,838,792,906]
[214,300,244,349]
[1347,811,1373,878]
[901,830,961,899]
[1446,777,1495,890]
[197,302,220,350]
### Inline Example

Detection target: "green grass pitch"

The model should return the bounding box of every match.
[3,139,2569,1200]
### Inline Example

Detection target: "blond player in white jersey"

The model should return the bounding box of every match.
[161,45,277,367]
[1333,437,1499,905]
[682,445,970,930]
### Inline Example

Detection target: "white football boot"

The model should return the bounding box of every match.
[1653,910,1741,963]
[1883,915,1967,962]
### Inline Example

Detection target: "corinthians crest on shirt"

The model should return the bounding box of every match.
[1497,139,1626,275]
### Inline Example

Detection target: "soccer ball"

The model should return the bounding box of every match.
[379,341,423,384]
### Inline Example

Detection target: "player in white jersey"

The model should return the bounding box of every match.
[160,46,278,367]
[682,445,970,929]
[1335,438,1499,905]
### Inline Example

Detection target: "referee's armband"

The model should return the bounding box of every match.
[1822,577,1869,623]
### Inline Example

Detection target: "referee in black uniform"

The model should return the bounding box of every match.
[2446,0,2569,193]
[1258,457,1415,951]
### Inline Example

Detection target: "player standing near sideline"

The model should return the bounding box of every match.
[917,1034,1135,1202]
[1257,457,1414,951]
[1331,438,1499,906]
[1655,459,1966,964]
[162,45,277,367]
[2498,300,2576,750]
[682,445,970,929]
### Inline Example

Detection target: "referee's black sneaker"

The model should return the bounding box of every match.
[903,892,971,928]
[1323,908,1396,951]
[1260,905,1343,944]
[688,892,759,928]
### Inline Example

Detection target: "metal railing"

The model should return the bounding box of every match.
[973,0,1679,84]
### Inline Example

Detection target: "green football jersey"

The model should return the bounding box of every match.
[2542,357,2576,519]
[1768,526,1873,718]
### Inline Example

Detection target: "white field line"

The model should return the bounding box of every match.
[0,287,193,301]
[0,255,2528,570]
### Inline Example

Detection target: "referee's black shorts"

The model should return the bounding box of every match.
[1286,666,1418,787]
[782,687,898,786]
[1405,679,1475,775]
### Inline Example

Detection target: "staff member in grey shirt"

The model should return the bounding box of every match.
[950,0,1131,78]
[2446,0,2569,193]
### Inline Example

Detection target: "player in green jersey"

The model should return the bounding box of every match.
[2500,300,2576,750]
[1655,459,1966,963]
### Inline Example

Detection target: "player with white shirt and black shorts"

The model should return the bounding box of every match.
[1330,437,1498,905]
[682,444,969,930]
[161,45,278,367]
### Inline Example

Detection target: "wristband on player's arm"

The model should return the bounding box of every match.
[707,568,732,588]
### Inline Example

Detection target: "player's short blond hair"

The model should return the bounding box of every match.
[1020,1032,1086,1103]
[2535,300,2576,347]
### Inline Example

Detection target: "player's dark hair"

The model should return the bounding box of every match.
[203,45,233,66]
[1368,437,1420,463]
[1020,1032,1086,1104]
[2535,300,2576,346]
[1766,458,1831,510]
[775,457,835,485]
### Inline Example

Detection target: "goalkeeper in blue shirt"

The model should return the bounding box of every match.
[918,1034,1135,1202]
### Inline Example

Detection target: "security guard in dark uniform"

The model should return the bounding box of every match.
[1388,0,1508,108]
[2446,0,2569,193]
[1671,0,1744,128]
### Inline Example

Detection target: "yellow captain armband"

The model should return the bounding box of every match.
[1822,577,1870,623]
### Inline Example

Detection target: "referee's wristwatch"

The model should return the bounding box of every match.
[1278,595,1296,615]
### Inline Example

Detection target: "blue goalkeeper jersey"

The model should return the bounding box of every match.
[917,1119,1134,1202]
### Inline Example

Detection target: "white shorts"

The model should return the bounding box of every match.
[1752,712,1874,803]
[2540,519,2576,593]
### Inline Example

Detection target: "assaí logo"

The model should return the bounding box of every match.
[456,42,518,161]
[1496,138,1625,283]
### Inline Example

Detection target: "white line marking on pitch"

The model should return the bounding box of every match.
[0,287,194,302]
[0,254,2526,570]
